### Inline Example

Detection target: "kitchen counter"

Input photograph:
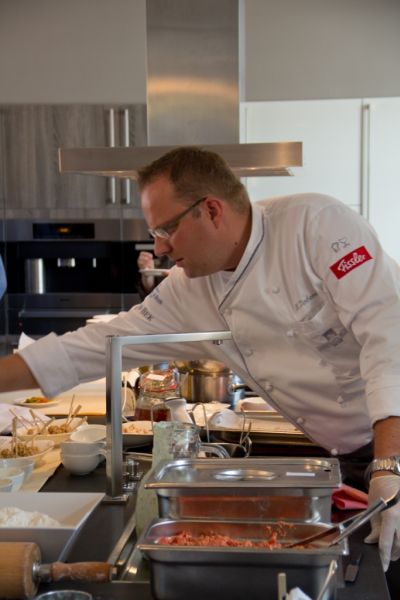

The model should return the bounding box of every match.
[32,459,391,600]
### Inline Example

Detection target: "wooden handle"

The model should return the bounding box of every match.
[48,561,112,582]
[0,542,111,599]
[0,541,40,599]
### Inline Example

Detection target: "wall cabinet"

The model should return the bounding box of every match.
[0,103,147,219]
[0,103,149,343]
[241,97,400,263]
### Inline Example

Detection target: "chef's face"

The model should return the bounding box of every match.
[141,176,224,278]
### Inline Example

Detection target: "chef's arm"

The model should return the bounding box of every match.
[0,354,38,392]
[373,416,400,469]
[365,416,400,571]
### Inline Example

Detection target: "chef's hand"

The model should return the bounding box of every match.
[364,474,400,571]
[137,251,155,271]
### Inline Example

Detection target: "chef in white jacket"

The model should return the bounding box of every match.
[1,146,400,572]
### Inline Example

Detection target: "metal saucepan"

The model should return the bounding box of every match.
[174,360,247,405]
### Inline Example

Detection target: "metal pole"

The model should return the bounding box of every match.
[105,330,232,498]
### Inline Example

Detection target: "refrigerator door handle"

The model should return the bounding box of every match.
[120,108,131,205]
[107,108,117,205]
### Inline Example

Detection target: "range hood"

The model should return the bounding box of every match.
[58,0,302,180]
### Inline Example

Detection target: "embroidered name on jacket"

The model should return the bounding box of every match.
[329,246,373,279]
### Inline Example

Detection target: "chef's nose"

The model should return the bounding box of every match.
[154,235,172,256]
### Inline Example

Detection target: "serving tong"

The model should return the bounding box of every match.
[284,487,400,549]
[189,402,252,457]
[277,560,337,600]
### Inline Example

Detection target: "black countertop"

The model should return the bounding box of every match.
[34,460,392,600]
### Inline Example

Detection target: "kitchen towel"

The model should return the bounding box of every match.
[332,483,368,510]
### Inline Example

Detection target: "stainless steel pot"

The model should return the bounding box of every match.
[174,360,247,405]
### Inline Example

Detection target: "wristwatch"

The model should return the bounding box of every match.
[370,456,400,476]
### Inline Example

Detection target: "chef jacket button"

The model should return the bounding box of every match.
[337,395,344,404]
[286,329,296,337]
[330,448,338,456]
[296,417,305,425]
[264,382,273,392]
[272,286,280,294]
[244,348,253,357]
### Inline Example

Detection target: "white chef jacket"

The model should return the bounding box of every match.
[20,193,400,454]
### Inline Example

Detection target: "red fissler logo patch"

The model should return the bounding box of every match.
[330,245,373,279]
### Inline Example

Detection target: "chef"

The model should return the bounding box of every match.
[1,146,400,572]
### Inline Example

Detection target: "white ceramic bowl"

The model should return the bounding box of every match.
[0,458,35,481]
[17,417,86,447]
[0,478,13,492]
[0,466,25,491]
[70,425,106,444]
[0,438,55,466]
[60,441,105,456]
[60,451,105,476]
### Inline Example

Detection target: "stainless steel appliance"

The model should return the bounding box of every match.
[59,0,302,179]
[5,219,150,336]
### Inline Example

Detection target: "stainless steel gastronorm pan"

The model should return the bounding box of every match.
[138,518,348,600]
[145,457,341,522]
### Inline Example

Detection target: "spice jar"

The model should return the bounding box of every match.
[134,367,178,422]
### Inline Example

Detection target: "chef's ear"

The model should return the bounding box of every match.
[204,197,223,226]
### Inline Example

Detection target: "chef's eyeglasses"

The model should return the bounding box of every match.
[148,196,207,240]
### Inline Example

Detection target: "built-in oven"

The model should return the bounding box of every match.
[2,219,152,337]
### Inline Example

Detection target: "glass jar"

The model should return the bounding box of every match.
[134,367,178,422]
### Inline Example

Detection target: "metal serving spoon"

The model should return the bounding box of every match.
[284,488,400,549]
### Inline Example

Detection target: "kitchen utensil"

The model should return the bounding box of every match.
[285,488,400,548]
[174,360,246,405]
[146,457,341,523]
[0,541,112,599]
[34,591,93,600]
[315,560,337,600]
[344,552,362,583]
[137,518,346,600]
[60,449,106,475]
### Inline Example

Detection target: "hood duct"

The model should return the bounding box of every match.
[58,0,302,179]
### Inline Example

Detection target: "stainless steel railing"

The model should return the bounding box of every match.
[105,331,232,498]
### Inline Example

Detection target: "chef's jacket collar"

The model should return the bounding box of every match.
[212,202,264,295]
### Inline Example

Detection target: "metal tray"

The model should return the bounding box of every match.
[138,518,347,600]
[145,457,341,522]
[146,457,341,490]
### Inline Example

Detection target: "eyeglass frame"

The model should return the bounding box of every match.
[148,196,207,240]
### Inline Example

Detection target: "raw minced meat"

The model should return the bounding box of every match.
[157,525,283,549]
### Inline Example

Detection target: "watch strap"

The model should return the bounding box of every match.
[370,456,400,476]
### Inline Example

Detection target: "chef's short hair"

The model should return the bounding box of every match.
[137,146,250,213]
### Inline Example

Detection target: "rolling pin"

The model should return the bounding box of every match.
[0,542,112,599]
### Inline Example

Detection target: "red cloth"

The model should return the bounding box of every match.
[332,483,368,510]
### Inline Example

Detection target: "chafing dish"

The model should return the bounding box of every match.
[138,518,347,600]
[145,457,341,522]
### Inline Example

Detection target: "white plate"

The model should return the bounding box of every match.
[0,437,55,466]
[14,396,60,409]
[0,492,103,562]
[122,420,153,447]
[139,268,170,277]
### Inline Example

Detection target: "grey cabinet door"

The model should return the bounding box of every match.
[52,104,109,213]
[2,105,55,217]
[2,104,147,219]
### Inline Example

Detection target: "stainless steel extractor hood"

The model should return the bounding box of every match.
[58,0,302,180]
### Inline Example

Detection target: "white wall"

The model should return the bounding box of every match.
[0,0,147,103]
[0,0,400,103]
[245,0,400,101]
